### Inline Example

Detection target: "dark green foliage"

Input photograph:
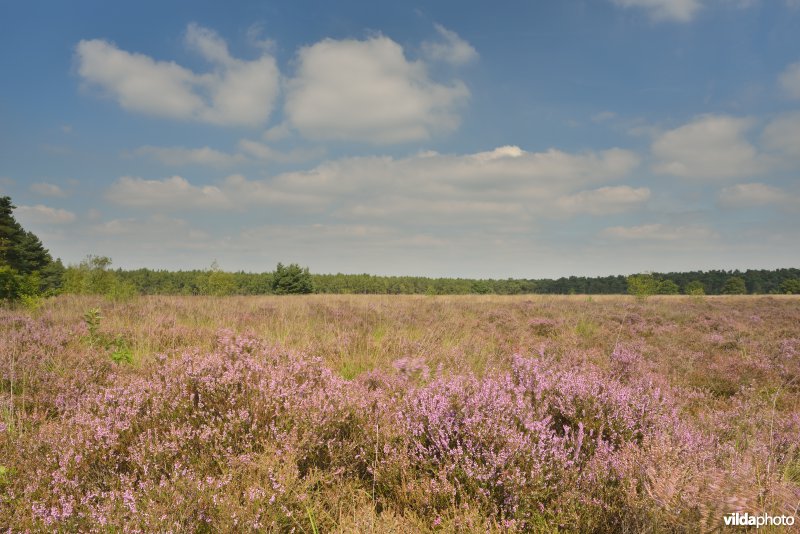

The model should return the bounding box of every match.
[87,267,800,296]
[721,276,747,295]
[0,265,22,300]
[656,279,680,295]
[684,280,705,295]
[780,278,800,294]
[272,263,314,295]
[0,196,62,300]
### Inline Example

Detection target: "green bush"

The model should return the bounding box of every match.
[779,278,800,294]
[656,279,680,295]
[722,276,747,295]
[684,280,705,295]
[627,274,660,300]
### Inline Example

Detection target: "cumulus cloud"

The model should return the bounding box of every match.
[105,145,641,223]
[30,182,66,197]
[237,139,325,164]
[106,176,231,209]
[105,174,325,211]
[263,145,640,224]
[284,35,469,144]
[651,115,762,178]
[762,111,800,159]
[718,182,795,208]
[602,223,717,240]
[15,204,76,225]
[75,24,279,126]
[421,24,478,65]
[135,146,247,167]
[611,0,702,22]
[555,186,650,215]
[779,61,800,99]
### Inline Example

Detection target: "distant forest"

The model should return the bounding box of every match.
[109,266,800,296]
[3,195,800,299]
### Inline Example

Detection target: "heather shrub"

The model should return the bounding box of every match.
[0,312,112,423]
[6,331,372,531]
[2,295,799,532]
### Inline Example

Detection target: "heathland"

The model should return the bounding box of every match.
[1,294,798,532]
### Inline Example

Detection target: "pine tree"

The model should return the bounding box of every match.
[0,196,25,269]
[272,263,314,294]
[0,195,61,298]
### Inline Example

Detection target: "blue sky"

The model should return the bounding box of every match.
[1,0,799,278]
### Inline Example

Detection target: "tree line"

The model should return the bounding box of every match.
[78,264,800,296]
[2,194,799,301]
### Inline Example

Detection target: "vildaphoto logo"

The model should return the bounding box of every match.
[723,512,795,528]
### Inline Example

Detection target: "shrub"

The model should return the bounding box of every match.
[627,274,660,300]
[779,278,800,294]
[684,280,705,295]
[657,279,680,295]
[721,276,747,295]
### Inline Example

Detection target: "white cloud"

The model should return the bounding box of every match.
[270,146,638,198]
[421,24,478,65]
[611,0,702,22]
[91,214,207,239]
[105,145,641,223]
[267,145,640,224]
[16,204,76,224]
[285,35,469,144]
[135,146,247,167]
[651,115,762,178]
[262,122,292,142]
[75,24,279,126]
[602,223,717,240]
[106,176,231,209]
[718,182,794,208]
[762,111,800,159]
[30,182,66,197]
[555,186,650,215]
[779,62,800,99]
[237,139,325,164]
[105,174,325,211]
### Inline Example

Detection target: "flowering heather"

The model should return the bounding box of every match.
[1,295,799,531]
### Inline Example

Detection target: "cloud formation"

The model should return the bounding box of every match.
[30,182,66,197]
[105,174,325,211]
[106,146,641,230]
[762,111,800,160]
[16,204,77,225]
[602,223,717,240]
[284,36,469,144]
[134,146,247,167]
[718,182,796,208]
[76,24,279,126]
[611,0,702,22]
[421,24,478,65]
[651,115,762,178]
[555,186,650,215]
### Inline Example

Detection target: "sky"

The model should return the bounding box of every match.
[1,0,799,278]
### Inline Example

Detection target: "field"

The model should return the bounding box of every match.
[1,294,799,532]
